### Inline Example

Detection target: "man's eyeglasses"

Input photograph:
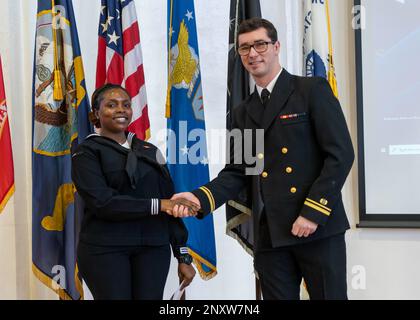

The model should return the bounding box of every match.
[237,40,276,56]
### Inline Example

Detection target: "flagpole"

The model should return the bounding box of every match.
[168,0,184,299]
[165,0,174,118]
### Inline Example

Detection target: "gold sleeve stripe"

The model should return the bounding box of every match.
[306,198,331,212]
[304,201,331,216]
[200,187,215,212]
[199,186,215,212]
[201,186,215,212]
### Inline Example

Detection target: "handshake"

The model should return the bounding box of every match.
[161,192,201,218]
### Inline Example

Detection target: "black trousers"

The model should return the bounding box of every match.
[77,242,171,300]
[254,231,347,300]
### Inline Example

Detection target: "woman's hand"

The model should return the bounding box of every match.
[161,198,200,217]
[178,263,196,289]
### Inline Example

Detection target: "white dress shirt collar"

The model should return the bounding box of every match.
[256,68,283,97]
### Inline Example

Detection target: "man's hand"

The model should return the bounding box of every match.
[291,216,318,238]
[170,192,201,218]
[178,263,196,290]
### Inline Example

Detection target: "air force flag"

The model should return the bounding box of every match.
[166,0,217,280]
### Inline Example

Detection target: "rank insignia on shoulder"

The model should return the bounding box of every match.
[279,112,307,120]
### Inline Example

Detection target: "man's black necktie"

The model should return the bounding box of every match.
[261,88,270,107]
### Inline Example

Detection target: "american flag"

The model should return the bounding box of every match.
[96,0,150,140]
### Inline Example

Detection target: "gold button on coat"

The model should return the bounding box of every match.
[262,172,268,178]
[320,198,328,206]
[257,153,264,159]
[282,147,288,154]
[286,167,293,174]
[290,187,297,193]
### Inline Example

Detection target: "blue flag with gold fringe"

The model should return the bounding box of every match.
[166,0,217,279]
[32,0,91,300]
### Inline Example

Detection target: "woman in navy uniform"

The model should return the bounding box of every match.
[72,84,197,300]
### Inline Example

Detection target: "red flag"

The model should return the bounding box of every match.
[0,56,14,213]
[96,0,150,140]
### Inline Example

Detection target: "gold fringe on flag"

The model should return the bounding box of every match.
[189,249,217,280]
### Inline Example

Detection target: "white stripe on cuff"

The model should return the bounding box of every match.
[180,247,189,255]
[151,198,159,215]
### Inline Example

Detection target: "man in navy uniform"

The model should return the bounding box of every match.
[171,18,354,300]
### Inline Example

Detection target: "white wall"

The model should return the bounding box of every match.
[0,0,419,300]
[0,0,43,300]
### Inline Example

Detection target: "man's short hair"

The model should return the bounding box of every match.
[237,18,278,46]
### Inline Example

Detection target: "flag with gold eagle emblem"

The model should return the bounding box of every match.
[166,0,217,280]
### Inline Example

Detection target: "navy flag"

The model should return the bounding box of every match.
[225,0,261,255]
[32,0,92,300]
[166,0,217,280]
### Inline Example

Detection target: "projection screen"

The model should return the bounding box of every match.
[355,0,420,227]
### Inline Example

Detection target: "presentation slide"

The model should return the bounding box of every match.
[361,0,420,214]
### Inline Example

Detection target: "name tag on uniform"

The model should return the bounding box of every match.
[279,112,307,120]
